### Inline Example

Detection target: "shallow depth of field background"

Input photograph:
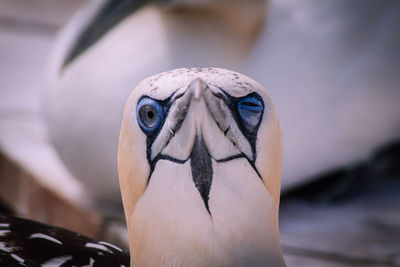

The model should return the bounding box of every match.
[0,0,399,266]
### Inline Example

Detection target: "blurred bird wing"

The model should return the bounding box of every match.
[62,0,151,68]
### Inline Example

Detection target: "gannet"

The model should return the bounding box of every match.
[0,68,286,266]
[119,68,285,266]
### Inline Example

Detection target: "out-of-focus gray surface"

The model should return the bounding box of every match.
[0,0,91,222]
[281,197,400,266]
[0,0,83,28]
[281,141,400,266]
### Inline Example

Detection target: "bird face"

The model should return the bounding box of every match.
[118,68,284,266]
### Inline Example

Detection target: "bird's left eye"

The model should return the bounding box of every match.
[237,95,264,131]
[137,97,164,133]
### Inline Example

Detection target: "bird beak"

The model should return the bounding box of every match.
[186,78,213,213]
[148,77,256,213]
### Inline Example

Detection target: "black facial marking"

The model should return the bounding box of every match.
[137,91,190,180]
[138,91,213,213]
[138,88,264,214]
[216,153,244,163]
[140,96,173,171]
[216,153,262,180]
[190,136,213,214]
[209,89,265,165]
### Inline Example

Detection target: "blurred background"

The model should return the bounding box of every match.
[0,0,399,266]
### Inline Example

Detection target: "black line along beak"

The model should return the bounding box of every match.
[190,135,213,214]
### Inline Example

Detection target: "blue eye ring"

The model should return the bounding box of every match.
[236,95,264,132]
[136,97,164,133]
[237,96,263,112]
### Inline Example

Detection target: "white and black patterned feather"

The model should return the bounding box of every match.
[0,213,129,266]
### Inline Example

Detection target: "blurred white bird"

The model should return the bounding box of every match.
[44,0,400,204]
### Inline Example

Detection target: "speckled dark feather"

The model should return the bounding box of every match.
[0,213,129,266]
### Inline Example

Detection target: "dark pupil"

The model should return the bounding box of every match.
[140,105,158,127]
[242,102,258,107]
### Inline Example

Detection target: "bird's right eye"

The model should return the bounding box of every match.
[137,97,164,133]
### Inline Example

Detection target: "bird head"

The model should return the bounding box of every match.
[118,68,285,266]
